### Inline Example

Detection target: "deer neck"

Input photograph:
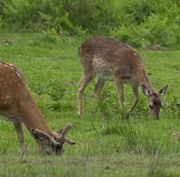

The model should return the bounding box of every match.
[17,92,51,135]
[141,69,155,93]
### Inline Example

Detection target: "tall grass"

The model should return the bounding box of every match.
[0,32,179,177]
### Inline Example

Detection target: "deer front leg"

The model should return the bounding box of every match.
[14,122,27,155]
[94,78,105,101]
[132,85,139,107]
[126,85,139,119]
[114,77,124,112]
[94,78,107,119]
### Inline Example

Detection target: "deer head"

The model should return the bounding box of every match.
[142,84,168,119]
[31,124,75,155]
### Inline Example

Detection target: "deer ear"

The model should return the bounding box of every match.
[142,84,151,96]
[159,85,168,96]
[31,128,51,142]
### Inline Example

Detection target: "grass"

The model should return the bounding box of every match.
[0,32,179,177]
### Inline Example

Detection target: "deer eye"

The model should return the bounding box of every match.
[149,105,154,109]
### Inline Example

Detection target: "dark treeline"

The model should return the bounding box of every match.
[0,0,179,47]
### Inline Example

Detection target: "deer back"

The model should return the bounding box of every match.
[0,62,47,129]
[79,37,146,84]
[0,62,28,115]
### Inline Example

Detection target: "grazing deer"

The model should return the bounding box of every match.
[0,61,75,155]
[78,37,168,118]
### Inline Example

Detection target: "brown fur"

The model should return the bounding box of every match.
[77,37,167,118]
[0,62,75,155]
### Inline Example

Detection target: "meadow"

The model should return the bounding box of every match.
[0,32,179,177]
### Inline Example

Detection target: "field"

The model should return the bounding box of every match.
[0,32,179,177]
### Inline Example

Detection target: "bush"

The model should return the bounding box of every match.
[62,0,120,33]
[1,0,180,47]
[1,0,80,33]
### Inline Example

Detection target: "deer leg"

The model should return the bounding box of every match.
[94,78,106,119]
[14,122,27,155]
[114,77,124,111]
[126,85,139,118]
[94,78,105,101]
[132,85,139,104]
[78,73,95,117]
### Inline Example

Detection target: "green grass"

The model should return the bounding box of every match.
[0,32,179,177]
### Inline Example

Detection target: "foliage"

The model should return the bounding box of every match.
[1,0,81,34]
[0,0,180,47]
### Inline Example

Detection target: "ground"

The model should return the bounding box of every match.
[0,32,179,177]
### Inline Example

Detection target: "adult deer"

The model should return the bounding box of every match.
[0,61,75,155]
[78,37,168,119]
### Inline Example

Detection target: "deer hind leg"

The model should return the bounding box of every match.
[94,78,105,101]
[14,122,27,155]
[78,72,95,117]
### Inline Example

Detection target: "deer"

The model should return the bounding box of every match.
[0,61,75,155]
[78,37,168,119]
